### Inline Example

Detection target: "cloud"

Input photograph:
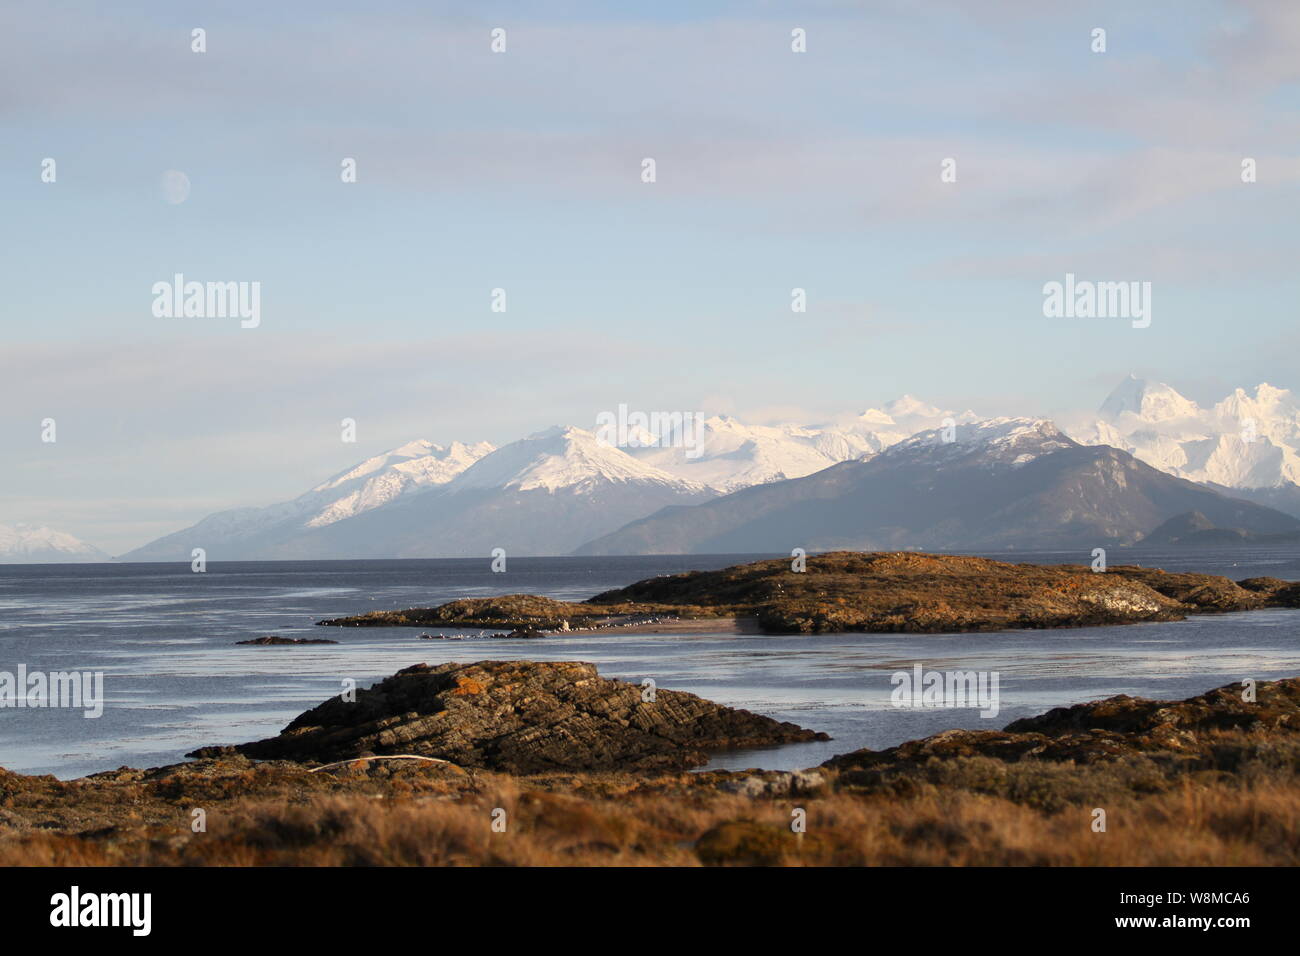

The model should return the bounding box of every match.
[5,0,1300,551]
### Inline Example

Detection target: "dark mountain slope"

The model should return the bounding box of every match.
[577,420,1300,555]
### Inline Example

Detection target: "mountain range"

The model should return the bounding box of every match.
[0,524,110,564]
[120,396,974,561]
[579,419,1300,555]
[1075,376,1300,489]
[16,376,1300,561]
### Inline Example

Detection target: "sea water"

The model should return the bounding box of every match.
[1,548,1297,778]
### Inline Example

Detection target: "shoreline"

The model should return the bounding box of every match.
[3,674,1298,866]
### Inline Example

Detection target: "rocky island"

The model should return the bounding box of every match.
[317,551,1300,634]
[235,635,340,645]
[190,659,827,772]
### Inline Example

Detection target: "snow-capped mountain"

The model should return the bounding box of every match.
[1097,376,1201,423]
[124,438,494,560]
[0,524,110,564]
[125,380,1300,561]
[623,416,864,492]
[1072,376,1300,489]
[578,417,1300,555]
[1214,384,1300,453]
[815,395,980,463]
[125,427,712,560]
[453,426,701,494]
[117,396,1035,560]
[297,426,716,558]
[882,417,1077,468]
[876,394,979,432]
[301,440,494,528]
[620,397,977,492]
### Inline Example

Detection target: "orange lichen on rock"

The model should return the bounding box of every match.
[452,676,485,696]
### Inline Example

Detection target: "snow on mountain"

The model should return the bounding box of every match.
[1213,384,1300,448]
[887,417,1076,467]
[123,396,970,560]
[622,417,859,492]
[123,427,714,560]
[282,425,719,558]
[1178,434,1295,488]
[578,413,1300,556]
[835,397,978,452]
[118,380,1300,560]
[621,399,977,492]
[123,436,493,560]
[302,439,494,528]
[451,426,706,494]
[1074,377,1300,488]
[0,524,110,564]
[803,428,875,462]
[1098,374,1201,423]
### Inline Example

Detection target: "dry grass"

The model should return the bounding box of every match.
[2,752,1298,866]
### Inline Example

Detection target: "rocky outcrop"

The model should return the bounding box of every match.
[235,636,339,645]
[318,594,602,629]
[191,660,827,772]
[1105,566,1280,611]
[318,551,1300,635]
[822,677,1300,780]
[1004,677,1300,738]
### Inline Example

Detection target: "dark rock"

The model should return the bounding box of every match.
[190,660,828,773]
[317,594,590,629]
[1005,677,1300,738]
[823,677,1300,776]
[504,627,546,639]
[1238,576,1290,593]
[236,636,340,645]
[1269,583,1300,607]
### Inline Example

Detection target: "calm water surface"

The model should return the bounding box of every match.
[1,548,1298,778]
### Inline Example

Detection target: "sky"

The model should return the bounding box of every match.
[3,0,1300,553]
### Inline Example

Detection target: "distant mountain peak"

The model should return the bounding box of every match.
[450,426,706,494]
[891,417,1075,463]
[852,407,896,427]
[1215,382,1298,422]
[301,437,495,529]
[884,394,943,420]
[389,438,437,457]
[0,523,109,564]
[1076,375,1300,490]
[1099,376,1199,423]
[311,439,492,494]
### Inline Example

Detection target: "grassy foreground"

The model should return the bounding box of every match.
[3,731,1298,866]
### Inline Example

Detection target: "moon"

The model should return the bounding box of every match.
[159,170,191,204]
